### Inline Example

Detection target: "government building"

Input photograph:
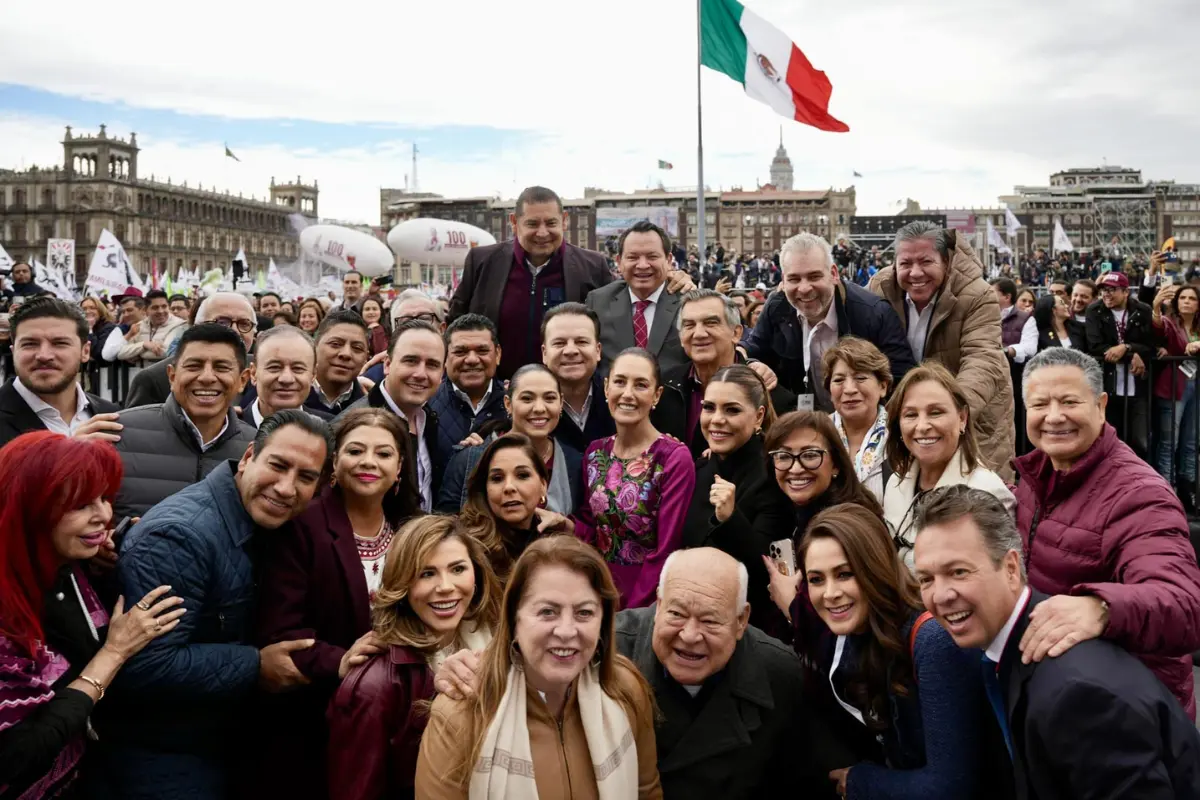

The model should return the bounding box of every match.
[0,125,319,282]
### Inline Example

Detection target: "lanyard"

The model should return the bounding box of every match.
[69,571,100,643]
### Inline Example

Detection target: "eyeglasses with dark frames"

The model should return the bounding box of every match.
[769,448,827,472]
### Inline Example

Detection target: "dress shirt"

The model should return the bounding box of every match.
[452,380,494,417]
[12,378,93,435]
[380,384,433,512]
[312,378,355,410]
[799,299,839,383]
[985,586,1032,664]
[628,283,668,340]
[181,407,230,452]
[905,294,936,363]
[563,384,594,432]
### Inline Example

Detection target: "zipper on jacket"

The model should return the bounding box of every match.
[218,611,226,634]
[557,716,573,799]
[1024,506,1043,571]
[528,271,539,369]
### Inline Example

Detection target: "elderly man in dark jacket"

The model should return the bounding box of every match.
[112,323,257,518]
[1014,347,1200,719]
[746,233,913,410]
[99,410,332,800]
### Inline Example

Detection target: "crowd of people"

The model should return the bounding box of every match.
[3,183,1200,800]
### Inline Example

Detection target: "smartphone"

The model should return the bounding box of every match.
[769,538,797,577]
[110,516,134,546]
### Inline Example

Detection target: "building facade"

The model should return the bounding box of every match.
[0,125,318,283]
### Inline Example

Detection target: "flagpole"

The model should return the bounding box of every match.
[695,0,706,258]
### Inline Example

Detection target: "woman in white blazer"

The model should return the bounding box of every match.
[882,361,1014,570]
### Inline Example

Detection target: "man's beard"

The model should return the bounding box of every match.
[24,368,76,396]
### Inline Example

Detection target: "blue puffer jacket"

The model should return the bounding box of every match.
[102,461,261,799]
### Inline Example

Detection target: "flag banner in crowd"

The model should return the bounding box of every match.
[987,218,1012,255]
[1053,218,1074,253]
[32,259,76,301]
[225,144,240,162]
[46,238,75,275]
[657,160,674,170]
[596,207,679,238]
[150,259,161,290]
[1005,207,1023,239]
[0,242,13,271]
[86,229,140,295]
[700,0,849,132]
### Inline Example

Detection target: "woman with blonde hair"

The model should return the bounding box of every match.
[882,362,1014,569]
[415,535,662,799]
[327,515,499,800]
[297,297,327,335]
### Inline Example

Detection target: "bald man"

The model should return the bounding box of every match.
[435,547,844,799]
[124,292,257,408]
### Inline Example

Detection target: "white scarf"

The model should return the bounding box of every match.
[469,664,638,800]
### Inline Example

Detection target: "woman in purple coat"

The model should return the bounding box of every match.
[253,408,423,799]
[572,348,696,608]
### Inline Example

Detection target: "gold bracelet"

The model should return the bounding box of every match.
[77,674,105,700]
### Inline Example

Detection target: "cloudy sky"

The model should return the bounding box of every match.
[1,0,1195,225]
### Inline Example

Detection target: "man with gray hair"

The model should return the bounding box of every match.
[869,220,1012,474]
[914,485,1200,798]
[652,288,792,457]
[124,291,258,408]
[238,325,332,427]
[1012,346,1200,718]
[745,231,913,408]
[433,546,841,797]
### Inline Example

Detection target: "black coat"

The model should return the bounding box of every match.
[653,360,796,459]
[680,435,793,633]
[124,358,172,408]
[616,606,846,800]
[552,372,615,455]
[743,281,915,407]
[1000,591,1200,800]
[0,380,120,448]
[1084,296,1158,394]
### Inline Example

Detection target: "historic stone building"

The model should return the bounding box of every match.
[768,131,794,191]
[0,125,318,282]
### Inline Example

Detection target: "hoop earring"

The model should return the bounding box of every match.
[509,640,523,668]
[540,495,547,506]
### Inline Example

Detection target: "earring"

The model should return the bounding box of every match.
[540,495,547,506]
[591,637,604,667]
[509,640,523,668]
[391,481,401,496]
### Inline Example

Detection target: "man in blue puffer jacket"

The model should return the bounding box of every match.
[93,410,332,800]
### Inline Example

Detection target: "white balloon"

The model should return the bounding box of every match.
[298,224,395,277]
[387,218,497,268]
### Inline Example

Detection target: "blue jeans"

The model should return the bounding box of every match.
[1155,380,1198,484]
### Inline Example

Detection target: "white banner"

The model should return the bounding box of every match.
[33,259,75,301]
[1052,219,1075,254]
[1005,208,1023,239]
[86,229,140,295]
[987,219,1012,255]
[0,243,13,271]
[47,238,75,274]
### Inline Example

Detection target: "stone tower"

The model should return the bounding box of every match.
[63,124,139,182]
[769,127,794,191]
[270,175,319,218]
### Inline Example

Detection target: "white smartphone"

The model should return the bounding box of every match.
[769,538,797,577]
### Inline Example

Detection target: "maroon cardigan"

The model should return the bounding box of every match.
[326,645,435,800]
[252,486,373,800]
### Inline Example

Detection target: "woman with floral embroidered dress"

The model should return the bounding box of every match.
[571,348,696,608]
[0,432,182,799]
[254,407,423,800]
[823,336,893,505]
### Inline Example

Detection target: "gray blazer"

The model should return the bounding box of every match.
[586,280,687,376]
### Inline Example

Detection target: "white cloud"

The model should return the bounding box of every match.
[1,0,1195,223]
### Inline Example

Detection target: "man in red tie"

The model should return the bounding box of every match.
[586,220,694,375]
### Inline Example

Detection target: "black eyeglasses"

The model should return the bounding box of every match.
[769,448,827,472]
[212,316,256,335]
[396,312,439,324]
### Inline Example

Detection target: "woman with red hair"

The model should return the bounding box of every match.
[0,431,183,798]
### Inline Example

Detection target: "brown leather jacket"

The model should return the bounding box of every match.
[414,662,662,799]
[326,645,435,800]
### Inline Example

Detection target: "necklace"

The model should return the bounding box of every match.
[355,520,395,575]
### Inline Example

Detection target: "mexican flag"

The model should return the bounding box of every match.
[701,0,848,132]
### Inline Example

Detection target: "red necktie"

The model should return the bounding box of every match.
[633,300,651,349]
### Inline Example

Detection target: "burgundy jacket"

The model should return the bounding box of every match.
[1013,425,1200,719]
[326,645,435,800]
[252,486,373,799]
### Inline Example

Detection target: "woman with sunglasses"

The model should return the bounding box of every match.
[882,363,1013,570]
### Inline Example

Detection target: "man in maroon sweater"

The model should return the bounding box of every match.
[449,185,690,380]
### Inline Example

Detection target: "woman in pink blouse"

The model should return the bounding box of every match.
[573,348,696,608]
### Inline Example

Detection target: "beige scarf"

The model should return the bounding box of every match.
[469,664,638,800]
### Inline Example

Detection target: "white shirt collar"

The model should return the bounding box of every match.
[181,408,230,452]
[985,586,1032,663]
[452,380,494,416]
[13,377,90,422]
[798,296,838,332]
[905,293,936,318]
[1001,305,1014,319]
[251,399,266,428]
[380,383,426,437]
[628,282,667,307]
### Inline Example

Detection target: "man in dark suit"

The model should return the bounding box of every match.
[1085,270,1157,459]
[237,325,332,428]
[540,302,614,454]
[449,185,614,380]
[346,319,444,512]
[914,486,1200,800]
[0,297,121,448]
[745,233,914,410]
[586,219,694,376]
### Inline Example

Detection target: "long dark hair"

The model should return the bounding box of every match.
[764,411,882,516]
[331,407,422,525]
[1032,294,1060,340]
[799,504,923,732]
[1171,285,1200,339]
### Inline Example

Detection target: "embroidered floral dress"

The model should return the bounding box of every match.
[573,434,696,608]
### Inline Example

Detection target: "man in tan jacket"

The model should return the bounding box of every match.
[116,288,186,366]
[869,220,1014,476]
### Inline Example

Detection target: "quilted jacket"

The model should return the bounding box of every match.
[112,395,256,518]
[1013,424,1200,719]
[104,461,262,798]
